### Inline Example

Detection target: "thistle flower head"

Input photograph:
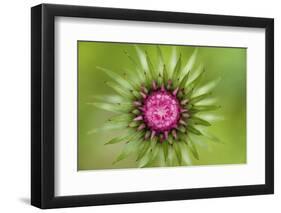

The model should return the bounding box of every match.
[90,46,222,167]
[143,88,181,133]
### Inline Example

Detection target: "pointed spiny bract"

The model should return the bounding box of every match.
[177,90,184,98]
[181,99,189,105]
[140,92,147,99]
[137,123,146,131]
[172,130,177,140]
[152,80,157,90]
[182,113,190,118]
[177,125,186,133]
[144,131,151,140]
[138,106,145,111]
[161,84,165,92]
[164,131,169,140]
[172,87,179,96]
[151,130,156,140]
[167,79,172,90]
[134,115,143,121]
[179,119,187,126]
[181,108,188,113]
[159,134,164,143]
[133,101,142,106]
[129,121,138,128]
[132,109,140,115]
[141,85,148,94]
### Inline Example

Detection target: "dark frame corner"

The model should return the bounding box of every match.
[31,3,274,209]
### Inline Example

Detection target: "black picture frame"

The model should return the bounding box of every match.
[31,3,274,209]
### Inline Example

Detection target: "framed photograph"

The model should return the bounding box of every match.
[31,3,274,209]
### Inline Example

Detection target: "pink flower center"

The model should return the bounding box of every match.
[143,90,180,132]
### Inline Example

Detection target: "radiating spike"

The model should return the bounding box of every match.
[181,99,189,105]
[144,131,151,140]
[132,90,140,98]
[161,84,165,91]
[132,109,140,115]
[141,85,148,94]
[179,119,187,126]
[167,79,172,89]
[152,80,157,90]
[177,125,186,133]
[137,123,146,131]
[164,131,169,140]
[172,87,179,96]
[178,90,184,98]
[182,88,186,95]
[133,101,142,106]
[140,92,147,99]
[151,130,156,139]
[129,121,138,128]
[159,134,164,143]
[172,130,177,139]
[181,108,188,113]
[182,113,190,118]
[138,106,145,111]
[134,115,143,121]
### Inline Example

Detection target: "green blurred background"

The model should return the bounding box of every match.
[78,41,246,170]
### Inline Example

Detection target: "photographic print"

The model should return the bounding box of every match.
[78,41,246,170]
[31,4,274,208]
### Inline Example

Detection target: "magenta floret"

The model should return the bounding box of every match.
[143,90,181,132]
